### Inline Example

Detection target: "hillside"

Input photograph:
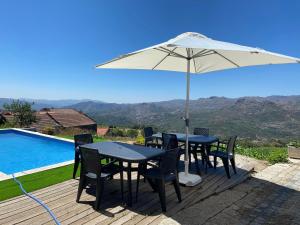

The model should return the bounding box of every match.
[68,96,300,141]
[1,96,299,141]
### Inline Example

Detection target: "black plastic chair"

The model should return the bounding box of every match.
[144,127,161,148]
[73,134,93,179]
[209,136,237,178]
[189,128,210,172]
[194,128,209,136]
[136,147,181,212]
[162,133,184,154]
[76,147,123,210]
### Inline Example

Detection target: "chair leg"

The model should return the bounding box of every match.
[73,158,80,179]
[76,176,85,203]
[156,179,166,212]
[120,163,124,201]
[230,158,237,174]
[221,158,231,179]
[214,156,217,169]
[172,178,181,202]
[192,151,201,175]
[136,165,141,202]
[95,179,104,210]
[200,145,205,165]
[147,178,158,192]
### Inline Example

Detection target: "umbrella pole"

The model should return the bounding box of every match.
[184,59,190,176]
[178,55,202,186]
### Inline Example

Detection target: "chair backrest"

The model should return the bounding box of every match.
[194,128,209,136]
[226,136,237,155]
[74,133,93,149]
[160,147,180,175]
[144,127,154,138]
[79,147,102,176]
[162,133,178,150]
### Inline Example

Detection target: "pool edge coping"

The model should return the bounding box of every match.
[0,128,75,181]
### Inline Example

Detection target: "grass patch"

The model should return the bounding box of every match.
[0,164,78,201]
[236,146,288,164]
[57,135,107,142]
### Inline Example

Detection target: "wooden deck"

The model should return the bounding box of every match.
[0,155,256,225]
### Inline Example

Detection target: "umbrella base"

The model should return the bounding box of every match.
[178,172,202,186]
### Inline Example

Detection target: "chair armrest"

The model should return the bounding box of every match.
[218,139,228,145]
[178,143,185,149]
[215,139,228,151]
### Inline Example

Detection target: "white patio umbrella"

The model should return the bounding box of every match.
[96,32,299,186]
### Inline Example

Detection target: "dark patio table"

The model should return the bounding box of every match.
[152,133,219,174]
[81,141,165,207]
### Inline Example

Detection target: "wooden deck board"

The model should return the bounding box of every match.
[0,155,256,225]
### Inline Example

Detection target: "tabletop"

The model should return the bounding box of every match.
[152,132,219,144]
[80,141,165,163]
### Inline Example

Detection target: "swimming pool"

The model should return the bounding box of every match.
[0,129,74,174]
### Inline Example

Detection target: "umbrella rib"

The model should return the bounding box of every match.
[192,49,214,58]
[151,47,177,70]
[193,52,216,59]
[213,51,240,67]
[158,47,187,59]
[191,49,197,73]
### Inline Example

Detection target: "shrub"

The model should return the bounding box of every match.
[288,141,300,148]
[135,135,145,145]
[42,126,55,135]
[107,128,126,137]
[126,129,139,138]
[58,127,95,136]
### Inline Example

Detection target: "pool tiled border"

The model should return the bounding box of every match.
[0,128,75,181]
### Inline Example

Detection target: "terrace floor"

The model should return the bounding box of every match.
[0,156,299,225]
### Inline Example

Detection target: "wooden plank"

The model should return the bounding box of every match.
[0,185,78,216]
[0,156,256,225]
[132,160,251,225]
[0,179,77,209]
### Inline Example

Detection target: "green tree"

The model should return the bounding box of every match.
[3,100,37,127]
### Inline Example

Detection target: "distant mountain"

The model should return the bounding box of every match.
[68,96,300,141]
[1,96,300,141]
[0,98,98,110]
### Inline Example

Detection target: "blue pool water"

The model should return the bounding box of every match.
[0,129,74,174]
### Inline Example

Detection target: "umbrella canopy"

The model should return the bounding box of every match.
[96,32,299,73]
[96,32,299,186]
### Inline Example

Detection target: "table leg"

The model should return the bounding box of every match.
[192,144,201,175]
[205,145,213,168]
[127,162,132,207]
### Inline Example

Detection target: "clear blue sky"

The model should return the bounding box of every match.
[0,0,299,103]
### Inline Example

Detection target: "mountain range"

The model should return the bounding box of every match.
[1,96,300,141]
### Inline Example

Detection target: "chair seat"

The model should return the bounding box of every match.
[85,172,111,179]
[210,150,233,159]
[102,163,122,175]
[146,142,162,148]
[144,168,176,182]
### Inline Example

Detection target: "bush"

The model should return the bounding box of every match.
[59,127,95,136]
[106,127,140,139]
[135,135,145,145]
[288,141,300,148]
[126,129,139,138]
[0,122,13,129]
[42,126,55,135]
[107,128,126,137]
